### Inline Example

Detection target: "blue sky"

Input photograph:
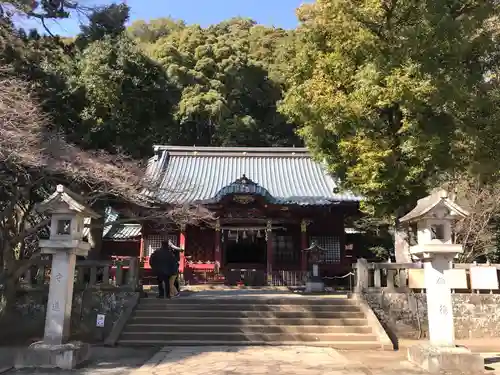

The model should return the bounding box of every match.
[15,0,310,36]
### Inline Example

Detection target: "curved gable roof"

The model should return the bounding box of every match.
[145,146,361,205]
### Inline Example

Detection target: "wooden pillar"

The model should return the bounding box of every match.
[266,219,273,285]
[214,219,222,265]
[300,219,309,271]
[139,234,145,260]
[179,224,186,273]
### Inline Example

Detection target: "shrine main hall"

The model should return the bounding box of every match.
[104,145,362,286]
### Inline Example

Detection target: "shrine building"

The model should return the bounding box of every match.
[105,146,362,286]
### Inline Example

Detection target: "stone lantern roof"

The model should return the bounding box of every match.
[399,189,469,223]
[36,185,100,218]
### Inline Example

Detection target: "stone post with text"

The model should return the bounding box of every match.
[15,185,100,370]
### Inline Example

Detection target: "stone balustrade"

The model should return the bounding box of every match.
[353,259,500,293]
[17,256,140,291]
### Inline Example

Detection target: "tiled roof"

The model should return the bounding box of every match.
[83,208,141,240]
[145,146,361,205]
[103,224,142,240]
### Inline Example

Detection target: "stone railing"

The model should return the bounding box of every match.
[353,258,500,293]
[270,270,309,287]
[17,256,140,291]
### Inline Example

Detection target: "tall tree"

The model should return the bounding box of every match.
[75,3,130,50]
[280,0,500,218]
[70,35,176,157]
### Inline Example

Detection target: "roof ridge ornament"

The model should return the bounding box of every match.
[235,174,256,186]
[200,174,276,204]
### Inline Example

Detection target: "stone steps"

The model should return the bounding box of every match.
[133,310,365,319]
[124,323,373,334]
[117,340,383,349]
[135,303,360,312]
[117,296,386,349]
[120,331,378,342]
[138,297,352,306]
[129,316,369,326]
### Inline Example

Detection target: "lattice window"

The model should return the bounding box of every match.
[310,236,341,263]
[186,228,213,262]
[273,234,297,264]
[144,234,178,257]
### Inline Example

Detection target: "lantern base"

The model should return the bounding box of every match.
[407,344,484,374]
[305,280,324,293]
[15,341,90,370]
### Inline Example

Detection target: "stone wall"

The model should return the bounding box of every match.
[363,291,500,340]
[0,288,137,345]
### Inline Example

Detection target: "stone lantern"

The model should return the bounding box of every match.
[399,189,484,373]
[302,242,326,293]
[16,185,100,370]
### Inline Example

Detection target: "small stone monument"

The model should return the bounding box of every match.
[302,242,326,293]
[15,185,100,370]
[399,189,484,373]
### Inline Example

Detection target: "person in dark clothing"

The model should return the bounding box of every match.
[149,241,178,298]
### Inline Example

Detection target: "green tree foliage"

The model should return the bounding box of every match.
[139,17,302,147]
[127,17,185,44]
[1,0,69,18]
[5,3,304,157]
[75,3,130,50]
[69,35,176,157]
[280,0,500,218]
[33,10,303,155]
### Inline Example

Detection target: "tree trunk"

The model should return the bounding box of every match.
[1,276,17,316]
[87,201,106,260]
[87,215,105,260]
[1,241,16,317]
[394,225,412,263]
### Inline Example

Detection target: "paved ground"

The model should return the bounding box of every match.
[1,343,499,374]
[128,346,430,375]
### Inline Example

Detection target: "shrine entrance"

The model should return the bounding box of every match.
[224,237,266,267]
[222,228,267,286]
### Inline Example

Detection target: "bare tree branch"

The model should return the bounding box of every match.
[0,64,213,298]
[443,174,500,262]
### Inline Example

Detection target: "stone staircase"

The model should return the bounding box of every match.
[117,294,392,349]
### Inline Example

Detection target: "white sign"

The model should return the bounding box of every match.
[96,314,106,328]
[470,266,499,290]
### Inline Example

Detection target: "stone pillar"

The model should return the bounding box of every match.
[355,258,369,293]
[44,250,77,345]
[312,264,319,277]
[423,256,455,346]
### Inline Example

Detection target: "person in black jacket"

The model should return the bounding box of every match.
[149,241,178,298]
